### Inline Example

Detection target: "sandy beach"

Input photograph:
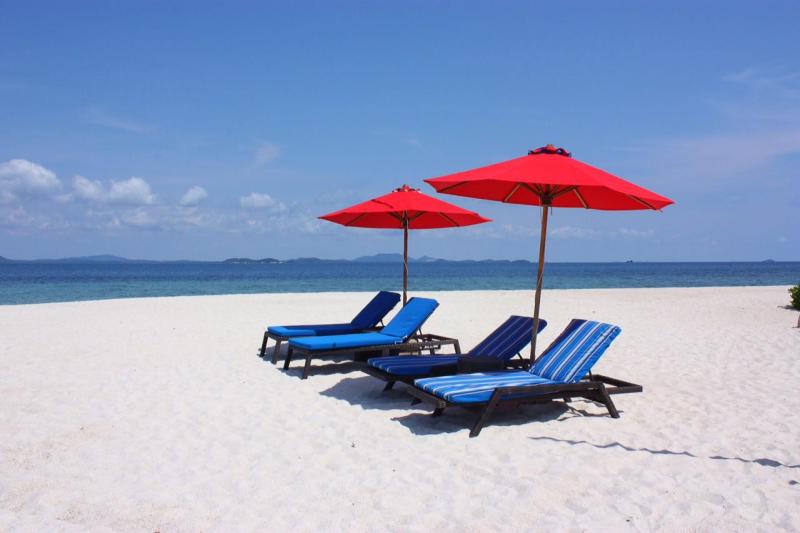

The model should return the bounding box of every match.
[1,286,798,531]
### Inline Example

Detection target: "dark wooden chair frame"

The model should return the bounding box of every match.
[260,325,384,364]
[406,372,643,437]
[284,333,462,380]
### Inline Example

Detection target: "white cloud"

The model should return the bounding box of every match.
[72,175,106,202]
[618,228,654,238]
[254,141,281,165]
[120,208,159,228]
[69,176,155,205]
[0,159,61,198]
[0,190,16,205]
[85,108,153,134]
[551,226,600,239]
[723,67,800,97]
[179,186,208,206]
[108,177,155,205]
[240,192,284,210]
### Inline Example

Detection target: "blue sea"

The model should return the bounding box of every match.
[0,261,798,305]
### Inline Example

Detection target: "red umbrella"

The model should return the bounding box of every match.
[320,184,491,304]
[426,145,674,360]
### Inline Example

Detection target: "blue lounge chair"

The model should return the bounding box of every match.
[407,319,643,437]
[260,291,401,363]
[285,297,440,379]
[363,315,548,390]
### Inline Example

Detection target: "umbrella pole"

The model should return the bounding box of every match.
[403,216,409,305]
[530,203,550,363]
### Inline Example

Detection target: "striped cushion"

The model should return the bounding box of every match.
[368,355,459,376]
[530,320,621,383]
[469,316,545,359]
[415,371,555,404]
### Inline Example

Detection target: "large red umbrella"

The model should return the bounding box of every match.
[320,184,490,305]
[425,145,674,360]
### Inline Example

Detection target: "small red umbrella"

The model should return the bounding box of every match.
[320,184,491,304]
[426,145,674,360]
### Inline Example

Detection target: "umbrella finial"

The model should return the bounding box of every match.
[394,184,419,193]
[529,145,572,157]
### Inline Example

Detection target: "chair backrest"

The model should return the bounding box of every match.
[380,297,439,340]
[468,316,547,359]
[350,291,402,329]
[530,319,621,383]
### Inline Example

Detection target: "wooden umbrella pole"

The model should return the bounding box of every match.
[530,202,550,363]
[402,214,409,305]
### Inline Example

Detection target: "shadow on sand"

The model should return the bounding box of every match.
[322,376,617,435]
[528,435,800,470]
[257,346,365,379]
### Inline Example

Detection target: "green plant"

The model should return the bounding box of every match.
[790,284,800,310]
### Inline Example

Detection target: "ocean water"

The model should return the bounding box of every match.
[0,261,798,305]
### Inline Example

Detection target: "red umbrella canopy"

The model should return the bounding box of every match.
[319,184,491,229]
[425,145,674,210]
[424,144,674,361]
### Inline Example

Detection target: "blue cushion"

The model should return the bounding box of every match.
[289,332,402,351]
[268,323,358,337]
[415,371,555,404]
[380,297,439,339]
[368,355,460,376]
[530,320,621,383]
[366,316,547,378]
[350,291,401,329]
[469,316,546,359]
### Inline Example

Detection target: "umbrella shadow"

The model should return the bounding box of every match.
[528,435,800,470]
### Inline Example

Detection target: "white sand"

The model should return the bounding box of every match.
[1,286,799,531]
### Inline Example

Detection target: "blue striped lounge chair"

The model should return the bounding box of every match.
[363,315,548,390]
[260,291,401,363]
[285,297,440,379]
[407,319,643,437]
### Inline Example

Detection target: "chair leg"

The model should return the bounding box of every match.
[470,393,502,438]
[260,333,269,358]
[283,347,294,370]
[383,381,396,391]
[432,407,445,417]
[596,385,619,418]
[302,353,313,380]
[271,340,282,365]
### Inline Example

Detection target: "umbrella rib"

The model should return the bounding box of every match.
[521,183,545,200]
[438,181,466,194]
[573,188,589,208]
[627,194,658,210]
[345,213,367,226]
[550,186,577,200]
[438,212,460,227]
[503,184,522,202]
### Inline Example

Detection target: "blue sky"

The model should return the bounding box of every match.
[1,1,798,261]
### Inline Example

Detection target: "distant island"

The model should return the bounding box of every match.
[0,253,535,264]
[1,254,795,265]
[222,258,281,264]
